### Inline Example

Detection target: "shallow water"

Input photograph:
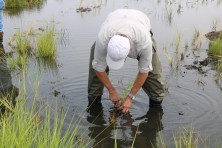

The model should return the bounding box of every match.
[2,0,222,147]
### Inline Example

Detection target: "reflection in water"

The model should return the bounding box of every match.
[36,57,58,75]
[87,103,164,147]
[0,41,19,114]
[133,107,164,148]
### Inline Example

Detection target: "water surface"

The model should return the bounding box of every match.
[3,0,222,147]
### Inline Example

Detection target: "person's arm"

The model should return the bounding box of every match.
[119,72,148,113]
[119,41,152,113]
[95,71,119,104]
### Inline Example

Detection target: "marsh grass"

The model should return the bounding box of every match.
[208,39,222,79]
[7,55,27,71]
[157,126,209,148]
[208,39,222,56]
[36,25,57,59]
[173,127,206,148]
[215,60,222,79]
[5,0,45,9]
[192,29,204,50]
[0,85,91,147]
[166,6,173,25]
[119,77,134,104]
[14,32,31,55]
[211,18,221,32]
[163,32,184,72]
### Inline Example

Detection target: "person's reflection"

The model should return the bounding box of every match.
[86,102,112,148]
[0,39,19,114]
[133,107,164,148]
[87,102,163,148]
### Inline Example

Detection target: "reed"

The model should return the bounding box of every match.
[36,25,57,59]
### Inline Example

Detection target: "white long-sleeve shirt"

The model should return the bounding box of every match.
[92,9,153,73]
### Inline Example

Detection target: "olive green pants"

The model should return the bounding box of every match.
[88,39,165,102]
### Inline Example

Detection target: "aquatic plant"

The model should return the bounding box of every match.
[157,126,210,148]
[119,77,134,104]
[7,55,27,71]
[166,6,173,25]
[173,126,203,148]
[211,18,221,32]
[0,77,92,147]
[192,29,203,50]
[208,39,222,56]
[36,25,57,59]
[163,46,174,68]
[14,32,31,55]
[5,0,45,9]
[215,60,222,80]
[184,41,189,51]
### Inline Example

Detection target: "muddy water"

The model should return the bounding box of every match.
[3,0,222,147]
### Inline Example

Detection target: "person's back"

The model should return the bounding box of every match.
[98,9,152,53]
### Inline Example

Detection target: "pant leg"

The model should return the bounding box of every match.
[142,38,165,102]
[88,42,109,101]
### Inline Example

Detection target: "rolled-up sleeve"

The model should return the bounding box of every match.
[92,39,107,72]
[138,43,153,73]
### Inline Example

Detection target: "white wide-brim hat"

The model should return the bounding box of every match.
[106,35,130,70]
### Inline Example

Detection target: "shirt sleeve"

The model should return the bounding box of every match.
[138,42,153,73]
[92,38,108,72]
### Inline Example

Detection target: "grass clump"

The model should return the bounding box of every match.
[7,55,27,71]
[5,0,45,9]
[36,25,57,59]
[208,39,222,56]
[158,126,209,148]
[173,127,201,148]
[14,32,31,55]
[0,88,88,147]
[208,39,222,79]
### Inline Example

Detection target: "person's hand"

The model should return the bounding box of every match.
[118,96,132,113]
[109,88,119,105]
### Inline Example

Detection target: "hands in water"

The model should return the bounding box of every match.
[109,89,132,113]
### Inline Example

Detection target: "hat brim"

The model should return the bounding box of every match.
[106,54,125,70]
